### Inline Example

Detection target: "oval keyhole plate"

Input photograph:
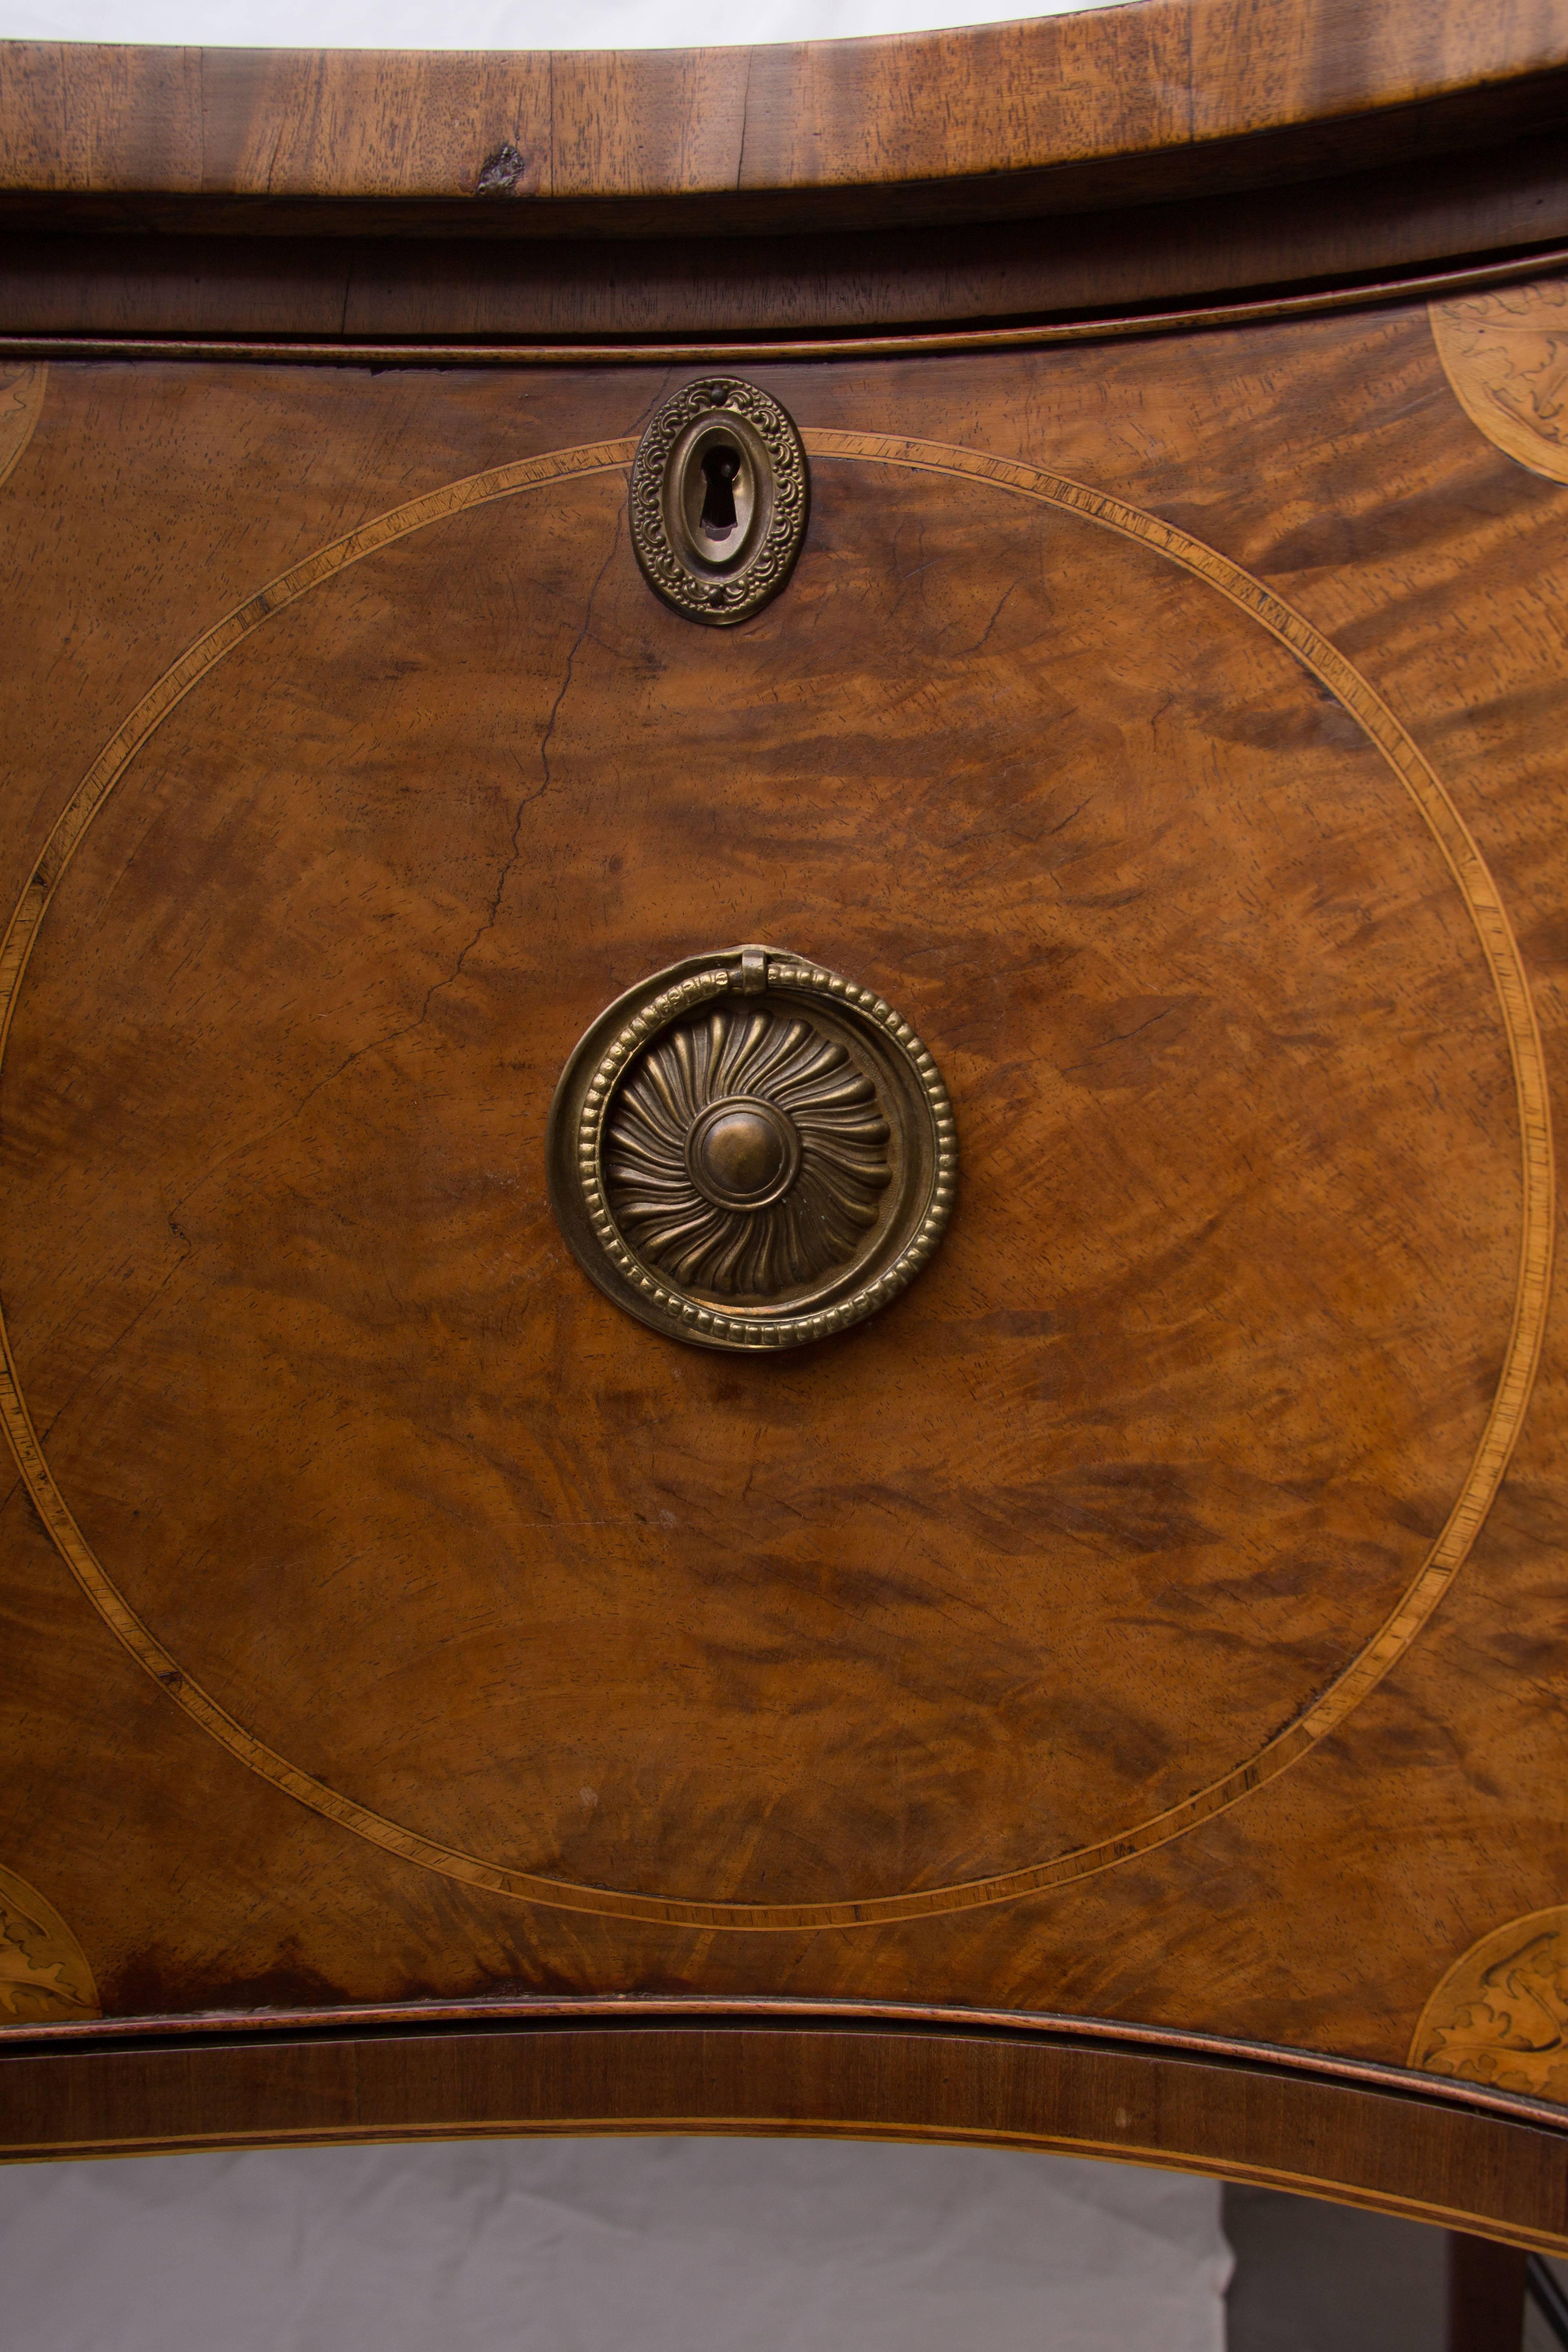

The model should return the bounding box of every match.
[630,377,810,628]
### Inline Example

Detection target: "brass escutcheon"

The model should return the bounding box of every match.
[628,379,810,627]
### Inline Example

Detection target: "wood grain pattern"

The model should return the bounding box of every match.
[0,361,42,485]
[2,284,1568,2229]
[1449,2235,1530,2348]
[4,2018,1568,2253]
[4,144,1568,350]
[7,252,1568,374]
[6,1,1568,353]
[1,0,1567,232]
[0,418,1549,1936]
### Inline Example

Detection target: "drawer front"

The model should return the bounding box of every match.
[2,289,1567,2217]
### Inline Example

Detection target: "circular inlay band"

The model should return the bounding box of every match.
[546,947,958,1350]
[0,430,1549,1935]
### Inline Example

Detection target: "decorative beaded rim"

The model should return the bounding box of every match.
[628,377,810,628]
[555,949,958,1350]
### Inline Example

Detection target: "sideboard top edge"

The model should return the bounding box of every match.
[1,0,1566,229]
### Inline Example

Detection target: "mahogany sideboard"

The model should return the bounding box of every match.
[4,0,1568,2256]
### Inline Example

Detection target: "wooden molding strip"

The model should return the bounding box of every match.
[1,242,1562,368]
[8,1991,1568,2138]
[4,2010,1568,2246]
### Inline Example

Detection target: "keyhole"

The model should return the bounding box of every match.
[700,444,742,539]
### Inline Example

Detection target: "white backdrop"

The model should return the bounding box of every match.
[0,0,1131,52]
[0,2137,1232,2351]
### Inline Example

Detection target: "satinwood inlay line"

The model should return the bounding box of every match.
[0,427,1550,1931]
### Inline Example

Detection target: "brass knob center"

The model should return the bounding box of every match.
[686,1096,800,1211]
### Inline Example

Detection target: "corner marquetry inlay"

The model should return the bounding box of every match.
[0,365,45,494]
[1411,1908,1568,2102]
[1430,276,1568,485]
[0,1861,99,2025]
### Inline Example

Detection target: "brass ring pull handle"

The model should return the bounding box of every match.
[547,947,957,1351]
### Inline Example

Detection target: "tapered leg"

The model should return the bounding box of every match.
[1450,2234,1528,2352]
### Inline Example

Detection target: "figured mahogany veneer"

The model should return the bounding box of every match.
[3,0,1568,232]
[4,0,1568,352]
[2,0,1568,2251]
